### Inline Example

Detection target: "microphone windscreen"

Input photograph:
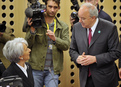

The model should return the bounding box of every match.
[25,7,33,18]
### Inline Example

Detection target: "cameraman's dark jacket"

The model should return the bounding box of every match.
[25,17,70,74]
[0,28,15,77]
[0,28,15,68]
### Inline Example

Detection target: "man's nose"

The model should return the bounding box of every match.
[51,8,54,11]
[79,18,82,23]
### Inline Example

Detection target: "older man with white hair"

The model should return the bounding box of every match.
[69,3,120,87]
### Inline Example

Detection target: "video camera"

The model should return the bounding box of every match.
[0,23,6,32]
[71,12,79,24]
[25,0,46,28]
[70,0,79,24]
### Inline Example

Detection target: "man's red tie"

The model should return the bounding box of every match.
[88,28,92,45]
[88,28,92,77]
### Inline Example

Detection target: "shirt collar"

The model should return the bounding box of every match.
[16,63,28,77]
[16,63,27,70]
[90,18,99,33]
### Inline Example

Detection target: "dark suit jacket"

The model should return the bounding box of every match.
[2,62,34,87]
[69,18,121,87]
[119,36,121,66]
[119,37,121,74]
[97,4,112,22]
[119,39,121,81]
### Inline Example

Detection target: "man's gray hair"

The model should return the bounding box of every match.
[81,3,98,18]
[3,37,28,63]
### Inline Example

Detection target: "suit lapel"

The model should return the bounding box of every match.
[26,64,34,86]
[12,63,26,78]
[81,27,88,47]
[89,19,103,48]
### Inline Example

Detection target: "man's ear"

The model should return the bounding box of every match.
[92,16,96,20]
[96,0,98,6]
[58,6,60,10]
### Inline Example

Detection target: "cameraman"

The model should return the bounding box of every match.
[24,0,70,87]
[0,26,15,78]
[70,0,112,31]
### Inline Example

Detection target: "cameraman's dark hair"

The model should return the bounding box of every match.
[45,0,60,7]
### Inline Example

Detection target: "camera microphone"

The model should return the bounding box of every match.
[25,7,33,18]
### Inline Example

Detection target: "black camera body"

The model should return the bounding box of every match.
[70,0,79,25]
[25,0,46,28]
[71,12,79,24]
[0,23,6,32]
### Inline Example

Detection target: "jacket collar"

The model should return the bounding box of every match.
[42,16,63,30]
[89,18,103,48]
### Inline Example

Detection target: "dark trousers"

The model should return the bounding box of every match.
[85,76,95,87]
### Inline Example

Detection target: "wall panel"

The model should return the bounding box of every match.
[0,0,121,87]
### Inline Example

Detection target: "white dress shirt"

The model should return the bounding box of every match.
[87,18,99,37]
[16,63,28,77]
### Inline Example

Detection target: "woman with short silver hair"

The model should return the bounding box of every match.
[2,37,34,87]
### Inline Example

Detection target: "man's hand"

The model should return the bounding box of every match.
[80,55,96,66]
[27,18,36,33]
[0,32,3,37]
[27,18,32,26]
[119,68,121,79]
[76,52,97,66]
[76,52,85,64]
[46,30,56,41]
[70,16,75,27]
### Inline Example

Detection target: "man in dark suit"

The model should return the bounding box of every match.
[69,3,121,87]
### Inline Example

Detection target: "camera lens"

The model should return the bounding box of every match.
[71,12,78,19]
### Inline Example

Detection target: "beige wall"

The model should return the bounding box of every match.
[0,0,121,87]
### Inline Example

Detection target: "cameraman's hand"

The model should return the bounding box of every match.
[46,30,56,41]
[27,18,32,26]
[0,32,3,37]
[70,16,75,27]
[27,18,36,33]
[119,68,121,79]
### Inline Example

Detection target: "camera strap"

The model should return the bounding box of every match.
[46,19,56,33]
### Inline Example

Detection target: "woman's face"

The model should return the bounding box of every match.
[21,43,31,61]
